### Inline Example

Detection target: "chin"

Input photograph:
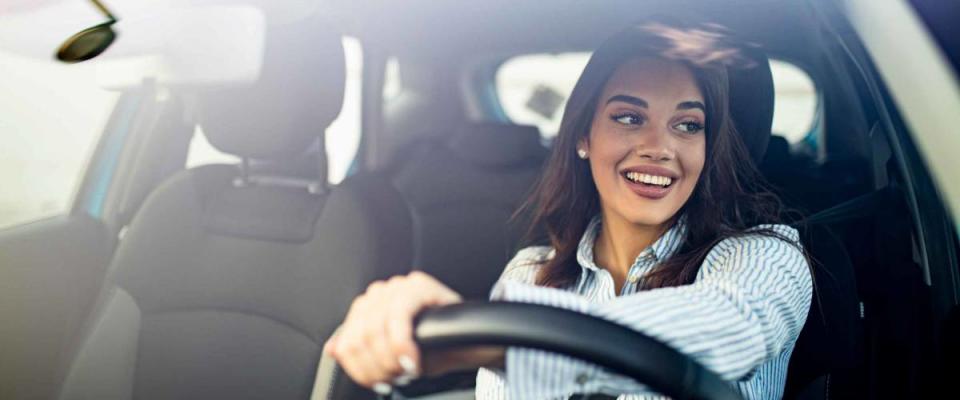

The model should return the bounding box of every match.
[624,209,677,227]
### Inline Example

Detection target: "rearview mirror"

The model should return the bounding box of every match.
[55,0,116,63]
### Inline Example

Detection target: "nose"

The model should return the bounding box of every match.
[635,127,674,161]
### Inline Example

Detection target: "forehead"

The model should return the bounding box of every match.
[600,57,704,103]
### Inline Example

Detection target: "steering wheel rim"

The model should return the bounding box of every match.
[411,302,743,400]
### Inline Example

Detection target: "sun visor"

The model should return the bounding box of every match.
[94,6,266,89]
[0,4,266,89]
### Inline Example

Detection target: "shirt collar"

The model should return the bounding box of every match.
[576,214,687,272]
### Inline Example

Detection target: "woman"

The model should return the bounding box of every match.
[324,21,812,400]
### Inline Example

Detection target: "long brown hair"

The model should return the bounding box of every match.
[521,20,801,290]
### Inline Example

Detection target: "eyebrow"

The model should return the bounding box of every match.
[606,95,705,112]
[606,95,648,108]
[677,101,706,112]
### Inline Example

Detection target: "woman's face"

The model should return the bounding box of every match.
[580,57,707,229]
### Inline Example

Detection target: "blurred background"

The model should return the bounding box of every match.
[0,3,816,230]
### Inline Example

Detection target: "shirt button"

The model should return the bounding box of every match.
[575,373,590,385]
[628,275,640,283]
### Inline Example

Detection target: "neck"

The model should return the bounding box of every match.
[593,211,668,293]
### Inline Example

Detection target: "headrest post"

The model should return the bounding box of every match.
[240,157,251,185]
[315,152,328,194]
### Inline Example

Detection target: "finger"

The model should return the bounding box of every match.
[323,324,344,356]
[365,276,407,380]
[367,318,403,381]
[407,271,462,305]
[385,273,462,378]
[334,314,376,385]
[355,331,398,386]
[362,280,404,381]
[386,288,424,362]
[337,349,375,387]
[335,328,387,387]
[323,335,336,355]
[336,280,401,386]
[385,302,420,384]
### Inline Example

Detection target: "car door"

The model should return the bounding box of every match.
[837,0,960,397]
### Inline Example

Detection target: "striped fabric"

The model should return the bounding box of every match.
[475,215,812,400]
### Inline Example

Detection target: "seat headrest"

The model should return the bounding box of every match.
[198,16,346,161]
[727,51,775,164]
[448,122,546,168]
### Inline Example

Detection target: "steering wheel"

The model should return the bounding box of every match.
[405,302,743,400]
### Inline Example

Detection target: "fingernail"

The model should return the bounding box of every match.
[393,373,414,386]
[393,355,419,386]
[372,382,392,396]
[398,355,418,376]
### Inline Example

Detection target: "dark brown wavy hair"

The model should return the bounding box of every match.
[520,20,802,290]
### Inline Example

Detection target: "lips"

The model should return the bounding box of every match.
[623,175,673,199]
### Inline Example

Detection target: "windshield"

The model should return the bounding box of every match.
[0,5,363,230]
[0,49,118,229]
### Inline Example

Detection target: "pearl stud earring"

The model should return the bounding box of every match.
[577,149,588,159]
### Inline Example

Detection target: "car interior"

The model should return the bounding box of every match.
[1,1,957,400]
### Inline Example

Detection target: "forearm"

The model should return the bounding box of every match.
[493,237,812,398]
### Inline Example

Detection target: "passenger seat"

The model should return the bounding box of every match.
[390,122,548,300]
[58,17,410,400]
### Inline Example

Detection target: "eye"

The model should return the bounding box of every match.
[674,121,704,134]
[611,112,644,126]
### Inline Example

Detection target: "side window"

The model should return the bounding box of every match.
[495,54,819,145]
[0,51,120,230]
[496,52,590,138]
[186,37,363,184]
[769,60,818,144]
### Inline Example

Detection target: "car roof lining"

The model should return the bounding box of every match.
[329,0,872,164]
[332,0,823,64]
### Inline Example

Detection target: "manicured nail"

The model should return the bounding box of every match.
[393,374,413,386]
[393,355,419,386]
[372,382,392,395]
[398,355,418,376]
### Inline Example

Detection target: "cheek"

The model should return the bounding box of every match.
[682,139,707,186]
[587,129,629,177]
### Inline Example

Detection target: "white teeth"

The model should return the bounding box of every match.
[626,172,673,187]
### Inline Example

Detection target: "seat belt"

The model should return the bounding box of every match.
[310,353,340,400]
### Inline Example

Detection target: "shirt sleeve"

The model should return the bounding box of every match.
[493,231,813,399]
[475,246,553,400]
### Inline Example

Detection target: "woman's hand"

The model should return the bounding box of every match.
[323,271,463,394]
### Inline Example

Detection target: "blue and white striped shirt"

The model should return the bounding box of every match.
[476,216,812,400]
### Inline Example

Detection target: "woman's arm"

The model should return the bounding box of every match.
[323,271,507,393]
[325,247,550,393]
[495,230,812,399]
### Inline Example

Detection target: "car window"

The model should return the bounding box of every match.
[495,53,819,144]
[0,50,120,230]
[186,37,363,184]
[495,52,590,138]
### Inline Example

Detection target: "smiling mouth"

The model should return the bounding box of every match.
[623,171,675,188]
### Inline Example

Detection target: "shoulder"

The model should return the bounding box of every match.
[705,224,805,266]
[498,246,554,285]
[696,224,812,293]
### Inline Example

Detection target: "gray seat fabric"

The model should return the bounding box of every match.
[391,122,548,301]
[60,17,411,400]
